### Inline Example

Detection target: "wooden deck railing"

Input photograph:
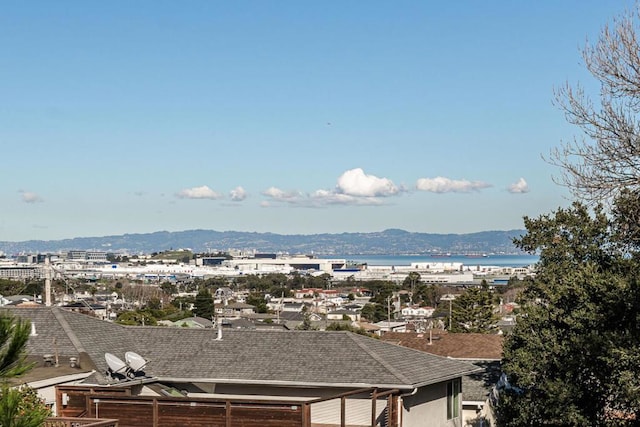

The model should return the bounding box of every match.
[44,417,119,427]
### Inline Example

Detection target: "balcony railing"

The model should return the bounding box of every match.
[44,417,119,427]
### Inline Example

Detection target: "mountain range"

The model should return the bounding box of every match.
[0,229,527,255]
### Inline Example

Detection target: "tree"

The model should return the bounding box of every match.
[403,272,421,304]
[449,284,497,333]
[159,281,177,296]
[0,314,33,379]
[360,302,387,323]
[551,5,640,202]
[0,385,51,427]
[414,283,440,307]
[192,289,214,319]
[116,311,157,326]
[245,293,268,313]
[145,297,162,311]
[0,313,51,426]
[296,306,316,331]
[496,201,640,426]
[499,7,640,424]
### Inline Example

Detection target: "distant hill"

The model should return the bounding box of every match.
[0,229,527,255]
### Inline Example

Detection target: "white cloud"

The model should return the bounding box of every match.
[176,185,222,200]
[20,191,43,203]
[311,189,383,206]
[508,177,530,194]
[229,186,247,201]
[336,168,399,197]
[415,176,491,193]
[261,169,402,207]
[262,187,304,203]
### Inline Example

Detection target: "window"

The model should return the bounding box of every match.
[447,378,461,420]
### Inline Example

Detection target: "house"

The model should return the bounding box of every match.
[281,302,305,312]
[326,309,361,322]
[6,307,479,427]
[213,287,234,303]
[294,288,322,298]
[374,320,407,334]
[380,331,504,426]
[213,302,255,318]
[401,305,435,319]
[61,301,108,320]
[276,310,324,330]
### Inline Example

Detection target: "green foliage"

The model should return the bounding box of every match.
[0,315,48,426]
[159,282,177,295]
[497,201,640,426]
[0,314,33,379]
[151,250,193,261]
[145,297,162,310]
[360,303,387,323]
[0,384,50,427]
[170,295,195,312]
[245,293,268,313]
[414,283,440,307]
[192,288,214,319]
[402,271,421,287]
[611,188,640,252]
[0,280,30,298]
[450,285,497,333]
[116,311,157,326]
[296,310,317,330]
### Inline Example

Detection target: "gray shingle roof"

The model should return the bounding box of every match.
[462,361,502,402]
[6,307,478,389]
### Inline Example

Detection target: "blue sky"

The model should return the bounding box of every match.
[0,1,633,241]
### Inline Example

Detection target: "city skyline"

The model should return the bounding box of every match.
[1,1,633,242]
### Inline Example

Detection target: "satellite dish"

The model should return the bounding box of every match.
[105,353,128,377]
[125,351,147,373]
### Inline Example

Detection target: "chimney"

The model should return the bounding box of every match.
[215,318,222,340]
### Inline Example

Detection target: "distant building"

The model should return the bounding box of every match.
[66,251,108,263]
[0,264,42,280]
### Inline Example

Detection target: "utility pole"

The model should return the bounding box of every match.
[44,256,52,307]
[441,294,455,331]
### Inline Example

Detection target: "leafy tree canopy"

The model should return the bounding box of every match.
[192,288,215,320]
[450,284,497,333]
[0,313,51,426]
[497,200,640,426]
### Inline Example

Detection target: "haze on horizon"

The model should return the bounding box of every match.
[1,1,632,242]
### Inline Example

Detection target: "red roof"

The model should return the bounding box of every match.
[380,331,503,360]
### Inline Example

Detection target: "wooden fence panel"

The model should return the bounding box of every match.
[157,402,227,427]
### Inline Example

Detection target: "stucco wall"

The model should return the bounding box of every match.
[401,382,461,427]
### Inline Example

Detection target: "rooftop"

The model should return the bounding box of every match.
[5,307,479,390]
[380,331,504,360]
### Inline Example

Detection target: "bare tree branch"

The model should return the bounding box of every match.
[550,5,640,203]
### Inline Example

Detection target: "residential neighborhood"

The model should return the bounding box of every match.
[0,249,525,426]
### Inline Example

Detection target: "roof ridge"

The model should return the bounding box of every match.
[347,333,412,385]
[51,307,86,354]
